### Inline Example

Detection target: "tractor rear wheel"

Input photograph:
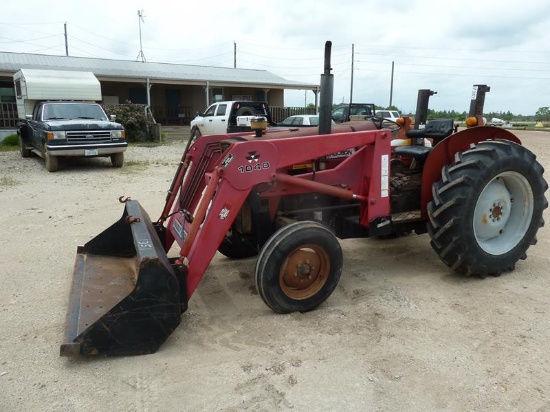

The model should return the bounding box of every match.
[427,140,547,277]
[255,221,343,313]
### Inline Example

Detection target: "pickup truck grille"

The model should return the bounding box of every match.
[66,130,112,143]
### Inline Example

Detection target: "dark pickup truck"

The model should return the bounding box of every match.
[18,101,127,172]
[331,103,375,123]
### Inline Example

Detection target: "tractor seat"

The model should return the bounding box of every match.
[393,118,455,161]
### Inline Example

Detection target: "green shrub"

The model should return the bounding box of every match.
[103,102,155,142]
[0,134,18,146]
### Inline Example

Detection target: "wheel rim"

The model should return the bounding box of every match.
[473,172,534,255]
[279,244,330,300]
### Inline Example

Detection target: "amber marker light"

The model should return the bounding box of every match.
[465,117,478,127]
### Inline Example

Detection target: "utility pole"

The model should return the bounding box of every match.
[389,61,394,107]
[64,22,68,56]
[233,41,236,68]
[137,9,146,62]
[350,44,354,103]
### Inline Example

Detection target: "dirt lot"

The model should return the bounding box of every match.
[1,130,549,411]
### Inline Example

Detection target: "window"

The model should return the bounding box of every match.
[256,90,266,101]
[212,88,223,102]
[331,107,345,121]
[14,81,22,98]
[309,116,320,126]
[232,95,252,101]
[42,103,108,121]
[129,87,147,104]
[281,117,295,126]
[216,104,227,116]
[204,104,217,117]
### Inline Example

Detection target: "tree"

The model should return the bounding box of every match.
[535,107,550,120]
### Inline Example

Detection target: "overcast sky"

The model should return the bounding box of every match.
[2,0,550,115]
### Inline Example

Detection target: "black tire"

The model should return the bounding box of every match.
[218,229,258,259]
[427,140,548,277]
[19,134,31,158]
[44,145,58,172]
[190,128,201,144]
[235,107,255,117]
[111,152,124,168]
[255,221,343,313]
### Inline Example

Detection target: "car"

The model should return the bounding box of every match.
[279,114,334,127]
[375,109,402,121]
[331,103,375,123]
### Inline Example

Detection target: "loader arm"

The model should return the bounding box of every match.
[61,127,392,356]
[166,129,393,299]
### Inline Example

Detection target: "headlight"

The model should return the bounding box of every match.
[111,130,126,139]
[46,131,66,140]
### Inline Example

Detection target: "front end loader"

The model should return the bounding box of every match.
[60,43,547,357]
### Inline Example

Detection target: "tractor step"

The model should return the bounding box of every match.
[392,210,422,223]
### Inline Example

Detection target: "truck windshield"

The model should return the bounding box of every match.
[43,103,108,121]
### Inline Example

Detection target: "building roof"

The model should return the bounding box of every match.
[0,51,318,90]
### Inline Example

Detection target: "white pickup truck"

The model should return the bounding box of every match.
[375,109,402,122]
[190,101,275,139]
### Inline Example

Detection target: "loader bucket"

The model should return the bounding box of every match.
[60,200,187,357]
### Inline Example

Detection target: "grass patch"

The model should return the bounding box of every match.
[0,134,18,152]
[129,141,166,148]
[120,159,149,174]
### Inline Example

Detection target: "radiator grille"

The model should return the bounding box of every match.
[66,130,112,144]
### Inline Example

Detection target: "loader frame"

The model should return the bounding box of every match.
[60,78,532,356]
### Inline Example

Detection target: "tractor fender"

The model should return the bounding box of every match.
[420,126,521,218]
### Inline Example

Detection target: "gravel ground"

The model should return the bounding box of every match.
[0,130,549,411]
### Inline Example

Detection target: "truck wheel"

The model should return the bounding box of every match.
[111,152,124,168]
[19,134,31,158]
[236,107,255,117]
[255,221,343,313]
[218,230,258,259]
[190,128,201,145]
[44,146,58,172]
[427,140,548,277]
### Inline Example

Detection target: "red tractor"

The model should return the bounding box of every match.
[61,45,547,357]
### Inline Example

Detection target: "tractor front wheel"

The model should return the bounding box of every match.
[255,221,343,313]
[427,140,547,277]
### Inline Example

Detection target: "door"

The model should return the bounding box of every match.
[209,103,228,134]
[165,89,181,124]
[201,103,218,135]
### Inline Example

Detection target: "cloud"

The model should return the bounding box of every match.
[1,0,549,114]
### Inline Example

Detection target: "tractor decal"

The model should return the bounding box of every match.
[221,154,234,167]
[381,154,389,198]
